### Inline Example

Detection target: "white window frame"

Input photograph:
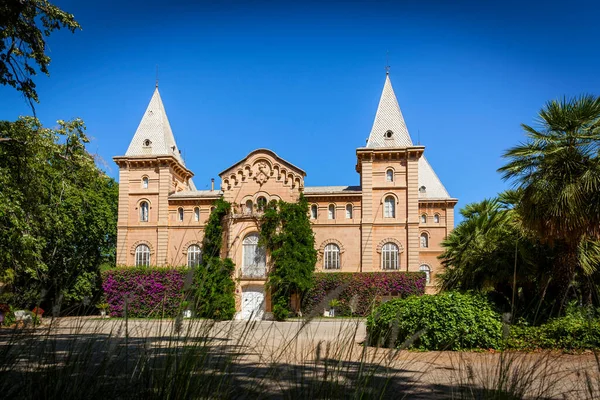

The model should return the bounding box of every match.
[140,201,149,222]
[187,244,201,268]
[384,196,395,218]
[328,204,335,220]
[310,204,318,220]
[135,244,150,267]
[242,233,266,278]
[381,243,399,270]
[434,214,440,223]
[194,207,200,222]
[345,204,353,219]
[420,233,429,248]
[178,207,184,222]
[421,214,427,224]
[386,169,394,182]
[142,176,149,189]
[245,200,253,214]
[323,243,340,270]
[419,264,431,285]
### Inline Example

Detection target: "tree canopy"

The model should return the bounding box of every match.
[0,0,81,109]
[0,117,118,310]
[441,95,600,321]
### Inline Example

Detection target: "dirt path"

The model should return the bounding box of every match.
[4,317,598,398]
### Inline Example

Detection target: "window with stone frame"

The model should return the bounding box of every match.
[345,204,353,219]
[381,242,399,270]
[420,233,429,248]
[386,169,394,182]
[135,244,150,267]
[419,264,431,285]
[323,243,340,269]
[384,196,395,218]
[242,233,266,278]
[187,244,201,268]
[328,204,336,220]
[140,201,149,222]
[310,204,318,219]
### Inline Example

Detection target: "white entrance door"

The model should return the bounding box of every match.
[241,286,265,320]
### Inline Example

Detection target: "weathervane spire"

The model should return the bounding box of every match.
[155,65,159,88]
[385,50,390,75]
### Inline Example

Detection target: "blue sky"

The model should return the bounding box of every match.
[1,0,598,221]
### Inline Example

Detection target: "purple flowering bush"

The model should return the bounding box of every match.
[102,267,188,317]
[301,272,426,317]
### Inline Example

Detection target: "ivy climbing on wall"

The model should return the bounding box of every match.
[194,198,236,320]
[260,194,317,320]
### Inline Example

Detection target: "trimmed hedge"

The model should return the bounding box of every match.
[367,291,503,350]
[102,267,188,317]
[301,272,425,317]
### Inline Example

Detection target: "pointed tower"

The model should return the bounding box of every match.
[356,74,456,282]
[125,87,185,164]
[113,87,194,266]
[365,74,413,148]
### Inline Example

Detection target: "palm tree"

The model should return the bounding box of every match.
[439,195,545,310]
[498,95,600,308]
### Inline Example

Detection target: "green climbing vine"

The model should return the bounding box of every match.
[259,194,317,320]
[194,198,236,320]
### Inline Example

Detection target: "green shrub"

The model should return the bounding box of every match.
[367,291,502,350]
[507,311,600,351]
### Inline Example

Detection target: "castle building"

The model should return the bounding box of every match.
[113,74,457,319]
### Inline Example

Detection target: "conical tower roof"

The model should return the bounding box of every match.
[125,87,184,165]
[366,74,413,148]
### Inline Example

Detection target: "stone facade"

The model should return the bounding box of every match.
[113,75,457,319]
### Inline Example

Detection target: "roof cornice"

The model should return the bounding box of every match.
[113,155,194,179]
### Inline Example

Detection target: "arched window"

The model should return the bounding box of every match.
[345,204,353,219]
[324,243,340,269]
[140,201,149,222]
[242,233,266,278]
[310,204,318,220]
[328,204,335,220]
[178,207,184,222]
[210,206,216,213]
[187,244,201,268]
[257,196,267,211]
[135,244,150,267]
[384,196,395,218]
[386,169,394,182]
[419,264,431,285]
[434,214,440,223]
[245,200,253,214]
[420,233,429,248]
[381,243,399,270]
[421,214,427,224]
[194,207,200,222]
[142,176,149,189]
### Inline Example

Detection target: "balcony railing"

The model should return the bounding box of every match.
[241,265,267,279]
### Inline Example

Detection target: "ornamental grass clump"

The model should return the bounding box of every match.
[367,291,503,350]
